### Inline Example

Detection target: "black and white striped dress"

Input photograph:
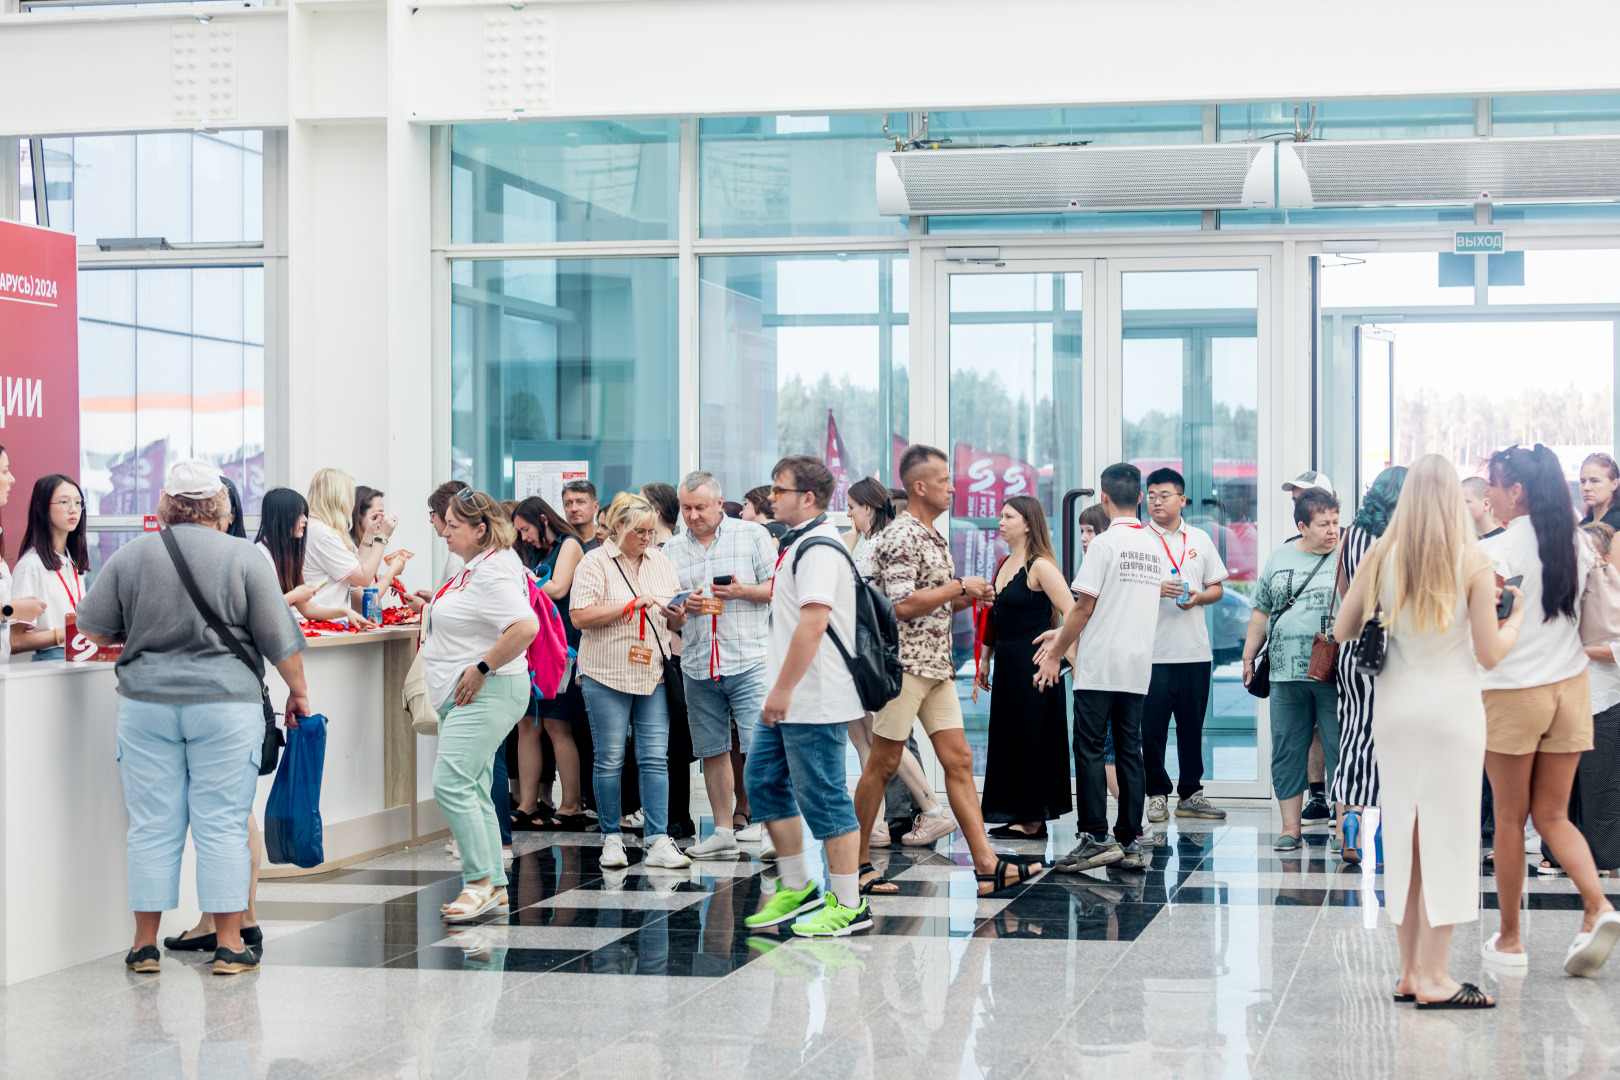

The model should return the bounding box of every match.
[1332,525,1380,806]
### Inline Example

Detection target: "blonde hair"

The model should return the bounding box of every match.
[444,489,516,552]
[307,467,358,552]
[1359,454,1477,636]
[606,492,658,536]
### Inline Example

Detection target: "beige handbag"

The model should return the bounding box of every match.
[1581,558,1620,646]
[403,617,436,735]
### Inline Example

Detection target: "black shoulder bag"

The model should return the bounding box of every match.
[1247,551,1332,700]
[159,528,284,775]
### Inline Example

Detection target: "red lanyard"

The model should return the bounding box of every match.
[1153,526,1187,575]
[55,567,80,612]
[620,598,647,641]
[433,551,492,603]
[709,607,721,681]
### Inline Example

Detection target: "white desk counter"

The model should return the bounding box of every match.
[0,627,447,984]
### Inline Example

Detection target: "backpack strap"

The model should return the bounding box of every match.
[788,535,862,662]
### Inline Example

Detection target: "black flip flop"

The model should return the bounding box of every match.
[1393,987,1416,1003]
[859,861,898,895]
[977,855,1043,898]
[534,812,590,832]
[1415,982,1494,1010]
[988,824,1048,840]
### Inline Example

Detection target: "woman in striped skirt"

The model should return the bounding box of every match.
[1333,466,1407,864]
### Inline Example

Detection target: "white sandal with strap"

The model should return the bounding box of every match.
[441,882,500,923]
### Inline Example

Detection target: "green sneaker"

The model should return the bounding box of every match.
[791,895,873,938]
[745,879,823,929]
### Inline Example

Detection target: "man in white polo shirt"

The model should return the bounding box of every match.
[1035,462,1165,873]
[1141,467,1228,825]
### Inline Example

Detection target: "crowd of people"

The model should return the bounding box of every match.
[18,428,1620,987]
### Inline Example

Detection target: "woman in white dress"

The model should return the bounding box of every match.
[1335,455,1525,1009]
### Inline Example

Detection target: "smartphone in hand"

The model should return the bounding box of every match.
[1496,574,1524,621]
[712,575,734,586]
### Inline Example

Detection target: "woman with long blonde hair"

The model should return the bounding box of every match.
[303,467,398,610]
[1335,454,1524,1009]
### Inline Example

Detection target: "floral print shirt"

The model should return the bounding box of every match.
[871,511,957,681]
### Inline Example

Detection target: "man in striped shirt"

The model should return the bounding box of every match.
[663,471,779,859]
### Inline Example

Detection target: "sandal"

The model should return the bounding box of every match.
[859,862,899,895]
[988,823,1048,840]
[732,812,751,831]
[1415,982,1495,1010]
[1393,985,1416,1003]
[976,855,1044,898]
[441,882,501,923]
[536,812,590,832]
[1341,810,1363,865]
[511,809,545,831]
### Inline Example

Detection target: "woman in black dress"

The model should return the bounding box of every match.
[977,495,1075,838]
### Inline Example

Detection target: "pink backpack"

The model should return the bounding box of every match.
[526,579,569,700]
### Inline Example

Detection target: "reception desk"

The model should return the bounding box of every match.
[0,626,448,984]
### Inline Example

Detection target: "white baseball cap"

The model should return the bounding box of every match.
[162,459,225,499]
[1281,470,1334,495]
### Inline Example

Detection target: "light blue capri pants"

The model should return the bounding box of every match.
[117,697,265,913]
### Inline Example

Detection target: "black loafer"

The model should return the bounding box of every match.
[125,944,161,973]
[213,945,260,975]
[243,925,263,950]
[163,932,217,952]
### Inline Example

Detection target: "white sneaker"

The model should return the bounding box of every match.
[760,834,777,862]
[501,846,514,864]
[736,822,764,843]
[1566,911,1620,976]
[1526,823,1543,854]
[600,834,629,869]
[870,820,891,847]
[684,830,740,860]
[445,837,459,855]
[644,835,693,869]
[1146,796,1168,823]
[902,808,959,847]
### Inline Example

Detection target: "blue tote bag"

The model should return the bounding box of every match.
[264,714,327,868]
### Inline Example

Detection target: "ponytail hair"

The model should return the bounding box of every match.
[1489,444,1579,622]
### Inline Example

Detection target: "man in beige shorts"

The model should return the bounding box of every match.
[851,444,1044,897]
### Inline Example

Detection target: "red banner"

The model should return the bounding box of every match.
[952,443,1041,520]
[0,221,80,556]
[825,409,853,512]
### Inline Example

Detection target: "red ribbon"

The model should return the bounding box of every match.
[709,608,721,681]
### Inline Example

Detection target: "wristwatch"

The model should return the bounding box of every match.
[1,604,12,619]
[957,578,967,596]
[476,660,491,675]
[370,537,387,547]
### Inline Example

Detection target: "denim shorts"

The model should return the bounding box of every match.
[682,663,766,758]
[744,721,859,841]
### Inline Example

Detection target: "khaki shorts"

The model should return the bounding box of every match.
[1484,668,1594,755]
[872,673,964,742]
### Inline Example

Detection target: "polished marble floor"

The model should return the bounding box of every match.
[13,806,1620,1079]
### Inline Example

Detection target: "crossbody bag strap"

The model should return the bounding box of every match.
[612,556,669,663]
[1266,550,1333,637]
[159,528,265,681]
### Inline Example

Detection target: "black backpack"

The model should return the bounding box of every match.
[790,536,904,712]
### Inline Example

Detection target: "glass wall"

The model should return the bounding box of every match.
[698,114,908,238]
[449,258,679,500]
[926,106,1203,147]
[79,266,265,563]
[946,271,1084,774]
[1120,269,1260,784]
[1217,99,1475,141]
[698,254,908,505]
[19,132,263,244]
[451,120,678,243]
[1492,95,1620,136]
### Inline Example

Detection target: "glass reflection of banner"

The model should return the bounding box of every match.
[825,409,854,512]
[220,448,266,513]
[952,443,1042,520]
[1127,455,1258,582]
[98,439,166,567]
[950,527,1008,587]
[893,434,907,484]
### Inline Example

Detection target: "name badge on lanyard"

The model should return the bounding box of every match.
[623,601,653,665]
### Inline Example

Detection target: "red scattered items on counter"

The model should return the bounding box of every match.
[379,606,420,627]
[298,606,420,638]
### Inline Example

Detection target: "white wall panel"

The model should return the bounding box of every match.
[0,10,287,136]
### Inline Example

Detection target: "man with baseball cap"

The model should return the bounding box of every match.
[1281,471,1334,499]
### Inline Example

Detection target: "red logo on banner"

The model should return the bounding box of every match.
[952,443,1041,520]
[0,221,80,551]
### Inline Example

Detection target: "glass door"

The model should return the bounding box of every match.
[1355,325,1395,501]
[938,263,1092,780]
[1112,262,1266,797]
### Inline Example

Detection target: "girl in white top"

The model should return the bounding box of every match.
[349,485,414,609]
[0,449,49,663]
[11,474,89,661]
[1480,443,1620,976]
[254,487,375,626]
[303,468,399,610]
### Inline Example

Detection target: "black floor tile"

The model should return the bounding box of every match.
[387,945,590,972]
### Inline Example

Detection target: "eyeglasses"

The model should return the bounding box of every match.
[770,486,809,498]
[51,499,84,510]
[627,527,658,539]
[1144,492,1181,503]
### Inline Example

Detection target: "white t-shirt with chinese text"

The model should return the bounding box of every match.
[1070,518,1166,694]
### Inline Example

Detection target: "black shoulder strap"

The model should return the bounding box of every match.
[1266,550,1333,634]
[788,535,861,661]
[159,527,261,676]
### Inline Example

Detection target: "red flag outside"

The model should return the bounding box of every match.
[825,409,854,512]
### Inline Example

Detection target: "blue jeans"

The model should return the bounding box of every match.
[493,744,511,847]
[682,663,766,758]
[580,675,670,840]
[33,646,64,662]
[744,721,859,841]
[116,697,263,912]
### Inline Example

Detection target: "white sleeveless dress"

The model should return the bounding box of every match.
[1371,560,1486,928]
